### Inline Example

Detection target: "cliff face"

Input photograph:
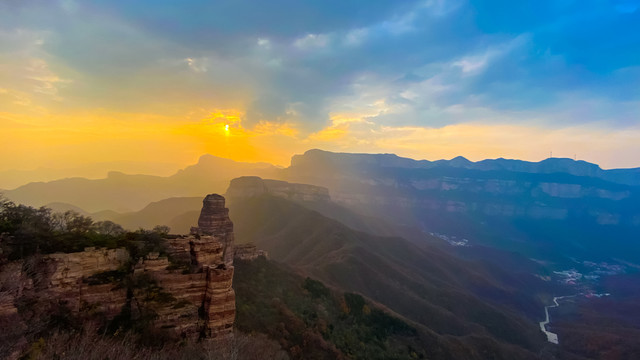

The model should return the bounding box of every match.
[283,150,640,225]
[131,194,236,339]
[133,237,236,339]
[234,243,268,261]
[46,248,130,318]
[0,193,236,351]
[329,176,634,222]
[196,194,235,266]
[226,176,330,203]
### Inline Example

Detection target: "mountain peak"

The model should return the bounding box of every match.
[449,156,471,165]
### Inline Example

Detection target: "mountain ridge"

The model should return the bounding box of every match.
[228,194,554,356]
[2,155,278,212]
[292,149,640,186]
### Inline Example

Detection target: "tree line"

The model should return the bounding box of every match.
[0,195,170,261]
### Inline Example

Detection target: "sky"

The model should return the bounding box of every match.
[1,0,639,185]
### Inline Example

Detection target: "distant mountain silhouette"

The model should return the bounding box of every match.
[44,202,92,216]
[290,149,640,185]
[3,155,277,212]
[0,160,182,190]
[90,197,203,232]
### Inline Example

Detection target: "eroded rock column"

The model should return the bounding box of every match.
[197,194,234,266]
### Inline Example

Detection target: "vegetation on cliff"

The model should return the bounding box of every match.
[234,257,424,360]
[0,196,243,359]
[0,195,169,261]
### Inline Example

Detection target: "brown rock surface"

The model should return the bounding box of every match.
[202,265,235,338]
[196,194,234,266]
[234,243,268,261]
[0,194,237,344]
[131,195,236,339]
[45,248,129,316]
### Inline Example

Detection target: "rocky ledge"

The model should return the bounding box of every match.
[234,243,268,261]
[0,193,237,349]
[226,176,330,203]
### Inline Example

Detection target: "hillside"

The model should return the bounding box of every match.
[229,195,557,355]
[235,258,423,360]
[92,197,203,232]
[235,257,545,360]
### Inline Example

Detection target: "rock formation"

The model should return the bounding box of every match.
[234,243,268,261]
[226,176,330,203]
[195,194,235,266]
[135,193,236,339]
[45,248,130,318]
[0,193,237,349]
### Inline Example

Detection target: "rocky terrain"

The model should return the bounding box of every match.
[0,194,237,358]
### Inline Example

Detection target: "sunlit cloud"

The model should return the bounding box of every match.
[185,57,208,73]
[0,0,639,179]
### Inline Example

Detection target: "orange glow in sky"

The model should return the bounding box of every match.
[1,0,639,189]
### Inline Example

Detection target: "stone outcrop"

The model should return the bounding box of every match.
[201,265,235,337]
[195,194,234,266]
[135,193,236,339]
[134,235,236,339]
[45,248,130,318]
[47,247,129,287]
[0,193,237,345]
[234,243,268,261]
[226,176,330,203]
[0,262,29,318]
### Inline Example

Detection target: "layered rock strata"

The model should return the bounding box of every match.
[195,194,235,266]
[226,176,330,203]
[0,193,236,343]
[133,193,236,339]
[234,243,268,261]
[134,233,236,339]
[45,248,130,318]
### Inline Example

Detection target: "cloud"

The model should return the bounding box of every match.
[1,0,639,169]
[185,57,208,73]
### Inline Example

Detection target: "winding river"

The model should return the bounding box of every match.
[539,295,574,344]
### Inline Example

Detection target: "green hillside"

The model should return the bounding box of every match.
[235,257,543,360]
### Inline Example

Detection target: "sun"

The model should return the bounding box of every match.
[224,124,230,132]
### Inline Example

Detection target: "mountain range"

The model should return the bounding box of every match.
[2,155,277,212]
[6,149,638,264]
[3,149,640,358]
